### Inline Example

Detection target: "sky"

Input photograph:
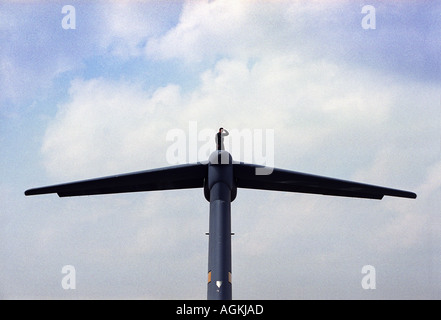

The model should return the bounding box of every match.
[1,0,440,299]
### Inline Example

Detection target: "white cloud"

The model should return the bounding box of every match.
[146,0,247,62]
[145,1,348,62]
[41,78,182,180]
[0,1,181,108]
[146,0,441,84]
[143,1,335,62]
[42,54,401,179]
[97,1,182,58]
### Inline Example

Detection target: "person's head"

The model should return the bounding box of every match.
[219,127,223,132]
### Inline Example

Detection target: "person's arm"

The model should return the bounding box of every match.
[222,129,229,136]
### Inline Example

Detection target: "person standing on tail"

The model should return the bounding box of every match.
[215,127,229,150]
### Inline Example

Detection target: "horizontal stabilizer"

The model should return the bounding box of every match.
[233,163,416,200]
[25,163,207,197]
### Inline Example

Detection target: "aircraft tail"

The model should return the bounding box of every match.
[233,163,416,200]
[25,163,207,197]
